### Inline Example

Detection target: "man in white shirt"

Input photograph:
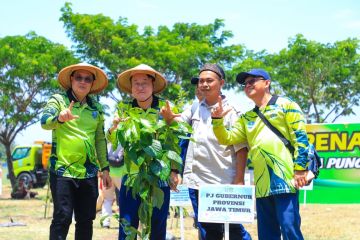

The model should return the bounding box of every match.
[161,63,251,240]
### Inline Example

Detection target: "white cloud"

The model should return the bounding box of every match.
[344,20,360,29]
[334,9,354,19]
[334,9,360,30]
[136,0,160,11]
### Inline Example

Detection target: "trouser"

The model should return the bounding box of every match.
[118,179,170,240]
[49,172,98,240]
[256,192,304,240]
[188,188,252,240]
[101,176,122,226]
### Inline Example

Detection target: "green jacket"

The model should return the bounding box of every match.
[213,96,309,198]
[41,90,109,179]
[106,95,168,186]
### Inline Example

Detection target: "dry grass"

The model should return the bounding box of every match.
[1,181,360,240]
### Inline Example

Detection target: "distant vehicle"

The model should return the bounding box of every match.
[11,141,51,188]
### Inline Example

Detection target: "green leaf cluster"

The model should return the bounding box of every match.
[115,102,191,239]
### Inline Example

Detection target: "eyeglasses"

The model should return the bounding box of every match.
[73,75,94,84]
[241,77,265,87]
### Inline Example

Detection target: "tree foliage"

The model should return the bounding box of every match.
[233,34,360,123]
[266,34,360,123]
[59,2,245,101]
[0,32,77,189]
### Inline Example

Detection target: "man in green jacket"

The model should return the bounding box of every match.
[211,69,310,240]
[107,64,179,240]
[41,63,111,240]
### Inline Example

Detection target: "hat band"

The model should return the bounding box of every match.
[200,69,223,79]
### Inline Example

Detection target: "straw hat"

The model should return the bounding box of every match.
[117,64,167,94]
[57,63,108,94]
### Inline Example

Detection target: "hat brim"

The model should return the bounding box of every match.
[117,67,167,94]
[58,63,108,94]
[236,72,254,85]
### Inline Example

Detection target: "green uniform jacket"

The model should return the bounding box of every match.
[213,96,310,198]
[41,90,109,179]
[106,95,169,187]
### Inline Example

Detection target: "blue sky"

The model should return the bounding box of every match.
[1,0,360,144]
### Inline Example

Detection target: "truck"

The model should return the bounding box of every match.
[11,141,51,188]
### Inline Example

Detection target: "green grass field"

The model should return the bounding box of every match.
[1,165,359,240]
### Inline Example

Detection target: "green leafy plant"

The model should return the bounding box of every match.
[115,101,191,239]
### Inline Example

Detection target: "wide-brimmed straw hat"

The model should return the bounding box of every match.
[58,63,108,94]
[117,64,167,94]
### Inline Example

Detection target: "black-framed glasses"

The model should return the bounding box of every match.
[241,77,265,87]
[73,75,94,84]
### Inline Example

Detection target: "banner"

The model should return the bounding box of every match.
[301,123,360,203]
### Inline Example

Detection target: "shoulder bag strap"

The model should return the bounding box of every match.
[253,95,295,155]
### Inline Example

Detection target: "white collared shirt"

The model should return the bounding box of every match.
[181,97,246,189]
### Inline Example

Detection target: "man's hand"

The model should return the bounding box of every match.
[108,113,130,133]
[101,170,112,189]
[58,101,79,122]
[211,96,232,118]
[160,100,181,124]
[169,171,180,192]
[293,170,308,189]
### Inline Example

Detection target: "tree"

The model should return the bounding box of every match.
[0,143,5,161]
[0,32,77,190]
[267,34,360,123]
[59,2,245,101]
[233,35,360,123]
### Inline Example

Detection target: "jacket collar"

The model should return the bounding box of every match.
[132,95,160,110]
[66,89,94,108]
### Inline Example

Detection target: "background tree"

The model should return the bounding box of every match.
[266,34,360,123]
[0,32,77,190]
[60,2,245,101]
[232,35,360,123]
[60,3,360,122]
[0,143,6,162]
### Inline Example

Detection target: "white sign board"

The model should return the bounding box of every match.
[170,184,192,207]
[198,185,255,223]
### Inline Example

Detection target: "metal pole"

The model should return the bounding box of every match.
[180,207,185,240]
[224,222,229,240]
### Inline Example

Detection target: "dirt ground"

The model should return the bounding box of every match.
[1,182,360,240]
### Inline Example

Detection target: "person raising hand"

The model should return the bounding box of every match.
[41,63,110,240]
[210,96,233,119]
[57,101,79,123]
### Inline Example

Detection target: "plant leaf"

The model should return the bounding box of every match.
[150,160,161,177]
[152,186,164,209]
[165,150,183,165]
[158,159,171,181]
